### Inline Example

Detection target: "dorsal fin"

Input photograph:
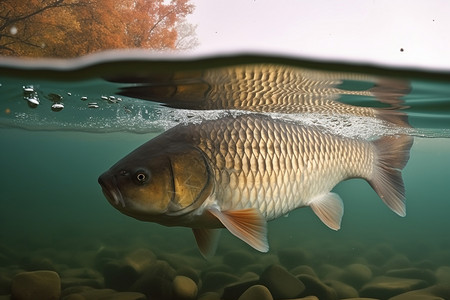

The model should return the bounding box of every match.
[208,208,269,252]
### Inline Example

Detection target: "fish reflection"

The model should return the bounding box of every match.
[99,114,413,256]
[111,64,411,127]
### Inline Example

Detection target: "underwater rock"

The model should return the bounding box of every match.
[198,291,221,300]
[359,275,428,299]
[223,250,256,269]
[317,264,343,281]
[382,254,412,271]
[61,268,102,280]
[93,247,120,271]
[435,266,450,284]
[278,248,310,269]
[102,260,139,291]
[61,288,146,300]
[124,248,156,274]
[297,274,338,300]
[324,279,359,299]
[201,271,240,292]
[61,285,95,298]
[172,275,198,300]
[176,266,201,285]
[388,284,450,300]
[386,267,436,285]
[61,277,103,289]
[221,279,259,300]
[239,271,259,281]
[259,264,305,299]
[290,265,318,278]
[11,270,61,300]
[130,260,175,299]
[238,285,273,300]
[243,263,264,275]
[339,263,373,288]
[0,273,11,295]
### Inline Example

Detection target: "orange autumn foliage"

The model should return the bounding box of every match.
[0,0,196,58]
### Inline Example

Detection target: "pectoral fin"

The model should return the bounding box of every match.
[309,192,344,230]
[208,208,269,253]
[192,228,221,259]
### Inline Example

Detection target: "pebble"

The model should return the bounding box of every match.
[435,266,450,284]
[11,270,61,300]
[297,274,338,300]
[222,279,259,300]
[172,275,198,300]
[359,276,429,299]
[198,292,221,300]
[202,271,240,292]
[339,263,373,287]
[176,266,201,284]
[0,273,11,294]
[290,265,318,278]
[124,248,156,274]
[102,260,138,291]
[61,277,103,289]
[130,260,175,299]
[383,254,412,270]
[386,267,436,284]
[259,264,305,299]
[238,285,273,300]
[324,279,359,299]
[389,284,450,300]
[62,288,146,300]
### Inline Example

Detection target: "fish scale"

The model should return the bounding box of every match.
[191,115,374,220]
[99,113,412,255]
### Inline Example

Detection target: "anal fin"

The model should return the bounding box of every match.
[309,192,344,230]
[208,208,268,253]
[192,228,220,259]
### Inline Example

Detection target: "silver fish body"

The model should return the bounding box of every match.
[98,114,412,256]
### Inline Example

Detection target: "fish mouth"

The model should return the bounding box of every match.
[98,174,126,208]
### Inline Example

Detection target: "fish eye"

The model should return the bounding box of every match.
[135,170,149,184]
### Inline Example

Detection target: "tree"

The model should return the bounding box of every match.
[0,0,197,58]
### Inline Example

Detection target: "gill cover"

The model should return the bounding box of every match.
[165,146,213,216]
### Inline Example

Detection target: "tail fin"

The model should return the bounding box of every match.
[368,135,413,217]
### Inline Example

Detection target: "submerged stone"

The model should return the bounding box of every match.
[325,279,359,299]
[172,275,198,300]
[339,263,373,287]
[290,265,318,278]
[386,268,436,285]
[260,264,305,299]
[297,274,338,300]
[238,285,273,300]
[11,270,61,300]
[359,276,429,299]
[202,271,240,292]
[222,279,259,300]
[389,284,450,300]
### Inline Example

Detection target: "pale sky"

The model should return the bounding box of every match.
[187,0,450,71]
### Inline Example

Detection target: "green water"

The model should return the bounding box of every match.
[1,54,450,300]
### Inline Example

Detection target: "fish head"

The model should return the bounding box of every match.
[98,140,213,223]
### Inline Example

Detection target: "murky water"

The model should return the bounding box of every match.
[1,54,450,300]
